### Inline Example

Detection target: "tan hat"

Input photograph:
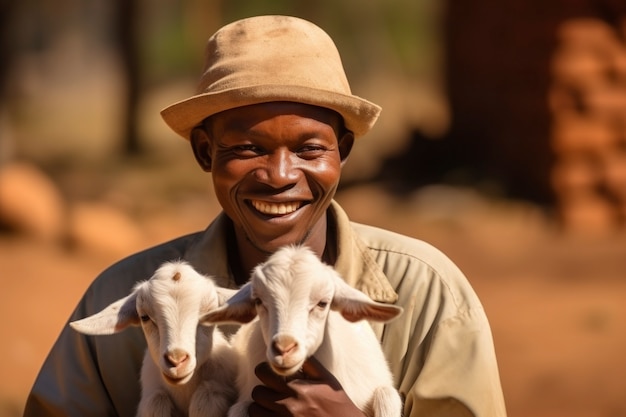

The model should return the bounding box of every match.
[160,15,381,140]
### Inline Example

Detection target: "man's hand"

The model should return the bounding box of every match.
[249,356,366,417]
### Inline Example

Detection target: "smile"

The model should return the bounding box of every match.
[250,200,302,215]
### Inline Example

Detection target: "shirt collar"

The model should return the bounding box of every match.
[331,201,398,303]
[182,201,398,303]
[183,212,236,289]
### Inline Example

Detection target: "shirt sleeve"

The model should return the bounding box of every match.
[400,307,507,417]
[370,237,507,417]
[23,235,198,417]
[23,283,146,417]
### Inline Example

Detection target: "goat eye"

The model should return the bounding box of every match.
[140,315,151,322]
[317,301,329,309]
[253,298,263,306]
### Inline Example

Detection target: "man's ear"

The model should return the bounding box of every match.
[190,126,213,172]
[338,130,354,166]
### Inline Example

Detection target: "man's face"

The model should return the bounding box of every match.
[195,102,352,255]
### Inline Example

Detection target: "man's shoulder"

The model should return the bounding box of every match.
[351,221,481,311]
[106,231,204,272]
[350,221,449,265]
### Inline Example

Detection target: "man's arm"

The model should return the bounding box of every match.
[24,308,145,417]
[400,307,507,417]
[24,269,147,417]
[351,223,507,416]
[24,235,197,417]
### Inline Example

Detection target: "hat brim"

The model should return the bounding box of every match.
[160,84,381,140]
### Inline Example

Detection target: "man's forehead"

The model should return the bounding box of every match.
[206,102,343,136]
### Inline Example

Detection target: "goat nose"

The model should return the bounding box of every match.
[164,349,189,367]
[272,335,298,356]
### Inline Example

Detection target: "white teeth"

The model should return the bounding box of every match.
[251,200,301,215]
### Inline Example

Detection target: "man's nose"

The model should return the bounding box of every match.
[255,150,300,186]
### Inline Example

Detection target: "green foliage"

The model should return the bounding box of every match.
[144,0,442,83]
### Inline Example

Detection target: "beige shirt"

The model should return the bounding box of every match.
[24,201,507,417]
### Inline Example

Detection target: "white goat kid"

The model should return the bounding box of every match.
[70,261,238,417]
[202,245,404,417]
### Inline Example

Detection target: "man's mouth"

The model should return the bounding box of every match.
[250,200,302,215]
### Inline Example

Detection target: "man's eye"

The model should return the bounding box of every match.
[233,145,263,156]
[297,145,326,158]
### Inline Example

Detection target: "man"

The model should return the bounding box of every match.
[24,15,507,417]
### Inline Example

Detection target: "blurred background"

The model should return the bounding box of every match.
[1,1,626,417]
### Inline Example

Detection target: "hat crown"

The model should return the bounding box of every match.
[197,15,351,96]
[160,15,381,140]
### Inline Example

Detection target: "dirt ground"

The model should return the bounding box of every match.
[1,178,626,417]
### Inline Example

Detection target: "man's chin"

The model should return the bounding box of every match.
[241,221,311,248]
[247,234,310,254]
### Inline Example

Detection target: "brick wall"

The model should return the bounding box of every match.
[549,17,626,234]
[441,0,626,234]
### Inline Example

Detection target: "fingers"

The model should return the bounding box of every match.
[251,366,293,417]
[300,355,327,380]
[254,362,296,393]
[251,384,290,406]
[254,362,284,389]
[255,358,340,389]
[250,359,352,417]
[301,356,341,388]
[249,400,284,417]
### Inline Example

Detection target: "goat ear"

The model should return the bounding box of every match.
[331,274,403,323]
[215,287,239,306]
[200,283,257,325]
[69,292,140,335]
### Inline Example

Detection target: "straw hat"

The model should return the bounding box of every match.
[160,15,381,140]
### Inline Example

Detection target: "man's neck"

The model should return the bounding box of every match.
[226,214,335,285]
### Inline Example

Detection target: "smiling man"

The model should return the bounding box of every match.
[191,102,353,281]
[24,15,507,417]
